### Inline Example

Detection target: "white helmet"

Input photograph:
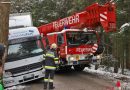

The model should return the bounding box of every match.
[50,43,57,49]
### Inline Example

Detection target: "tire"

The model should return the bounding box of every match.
[73,65,85,71]
[65,66,72,70]
[95,64,99,70]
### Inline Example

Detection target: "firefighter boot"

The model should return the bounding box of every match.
[44,82,47,89]
[49,82,55,89]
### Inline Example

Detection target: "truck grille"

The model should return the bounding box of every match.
[5,62,43,75]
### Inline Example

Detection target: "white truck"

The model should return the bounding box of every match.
[3,13,45,88]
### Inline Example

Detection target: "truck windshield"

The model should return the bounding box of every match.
[66,31,97,46]
[7,40,43,62]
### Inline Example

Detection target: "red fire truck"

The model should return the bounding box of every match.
[38,2,116,71]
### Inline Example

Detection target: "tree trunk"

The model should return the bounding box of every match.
[0,0,10,83]
[126,32,130,69]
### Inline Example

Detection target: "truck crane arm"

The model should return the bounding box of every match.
[38,2,116,35]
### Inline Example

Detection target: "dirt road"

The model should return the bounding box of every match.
[22,69,115,90]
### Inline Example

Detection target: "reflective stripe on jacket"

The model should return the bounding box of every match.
[54,58,59,61]
[43,49,59,69]
[45,66,56,70]
[46,53,55,58]
[54,57,59,64]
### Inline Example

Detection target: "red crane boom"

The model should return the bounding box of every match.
[38,2,116,35]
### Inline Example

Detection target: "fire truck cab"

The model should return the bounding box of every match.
[42,29,102,71]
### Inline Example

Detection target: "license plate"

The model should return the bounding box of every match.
[73,61,78,65]
[23,74,34,79]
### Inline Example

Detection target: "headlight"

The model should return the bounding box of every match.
[70,56,74,61]
[96,55,101,59]
[4,71,13,77]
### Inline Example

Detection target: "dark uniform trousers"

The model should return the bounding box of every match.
[44,69,55,89]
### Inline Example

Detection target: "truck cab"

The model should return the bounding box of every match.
[3,27,45,87]
[3,13,45,88]
[42,29,102,71]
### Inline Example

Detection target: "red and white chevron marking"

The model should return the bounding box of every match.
[91,44,98,53]
[100,12,107,22]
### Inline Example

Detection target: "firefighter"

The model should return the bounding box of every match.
[43,43,59,90]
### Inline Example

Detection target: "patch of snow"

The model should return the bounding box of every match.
[5,85,27,90]
[119,22,130,34]
[120,23,130,30]
[84,65,130,90]
[38,19,48,23]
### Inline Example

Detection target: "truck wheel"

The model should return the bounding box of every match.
[65,66,72,70]
[95,64,99,70]
[73,65,85,71]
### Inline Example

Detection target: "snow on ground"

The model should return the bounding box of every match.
[5,85,28,90]
[84,64,130,90]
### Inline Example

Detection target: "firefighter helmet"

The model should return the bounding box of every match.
[50,43,57,49]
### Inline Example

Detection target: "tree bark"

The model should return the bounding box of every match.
[0,0,10,80]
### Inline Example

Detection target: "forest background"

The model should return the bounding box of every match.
[10,0,130,74]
